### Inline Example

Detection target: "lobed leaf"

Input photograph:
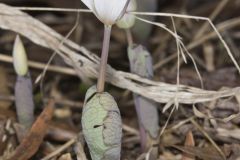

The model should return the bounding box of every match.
[82,86,122,160]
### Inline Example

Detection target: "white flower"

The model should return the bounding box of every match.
[81,0,130,25]
[117,0,137,29]
[13,35,28,76]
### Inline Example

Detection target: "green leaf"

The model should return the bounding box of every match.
[81,86,122,160]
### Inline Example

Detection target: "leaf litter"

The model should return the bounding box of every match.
[6,99,55,160]
[0,1,239,159]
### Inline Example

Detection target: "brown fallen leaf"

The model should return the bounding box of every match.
[182,131,195,160]
[7,99,55,160]
[13,122,77,144]
[172,145,225,160]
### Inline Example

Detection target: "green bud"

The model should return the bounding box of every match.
[13,35,28,76]
[82,86,122,160]
[116,0,137,29]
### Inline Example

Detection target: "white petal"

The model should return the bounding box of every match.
[81,0,94,11]
[126,0,137,12]
[94,0,129,25]
[117,0,137,29]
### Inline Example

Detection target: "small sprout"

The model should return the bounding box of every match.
[13,35,28,76]
[117,0,137,29]
[82,86,122,160]
[13,35,35,128]
[81,0,130,25]
[128,45,160,152]
[15,75,35,128]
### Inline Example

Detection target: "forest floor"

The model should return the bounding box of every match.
[0,0,240,159]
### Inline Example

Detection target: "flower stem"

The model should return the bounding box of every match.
[126,29,133,46]
[97,25,112,93]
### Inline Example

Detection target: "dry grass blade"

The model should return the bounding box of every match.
[153,17,240,69]
[41,138,77,160]
[74,140,87,160]
[131,11,240,73]
[58,153,72,160]
[6,99,55,160]
[172,145,225,160]
[190,119,226,160]
[14,7,91,13]
[0,3,240,105]
[0,53,76,76]
[194,0,229,39]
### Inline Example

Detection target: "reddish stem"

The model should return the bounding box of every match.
[97,25,112,93]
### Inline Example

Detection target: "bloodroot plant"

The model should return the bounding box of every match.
[13,35,35,129]
[127,45,160,157]
[80,0,130,159]
[117,1,160,159]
